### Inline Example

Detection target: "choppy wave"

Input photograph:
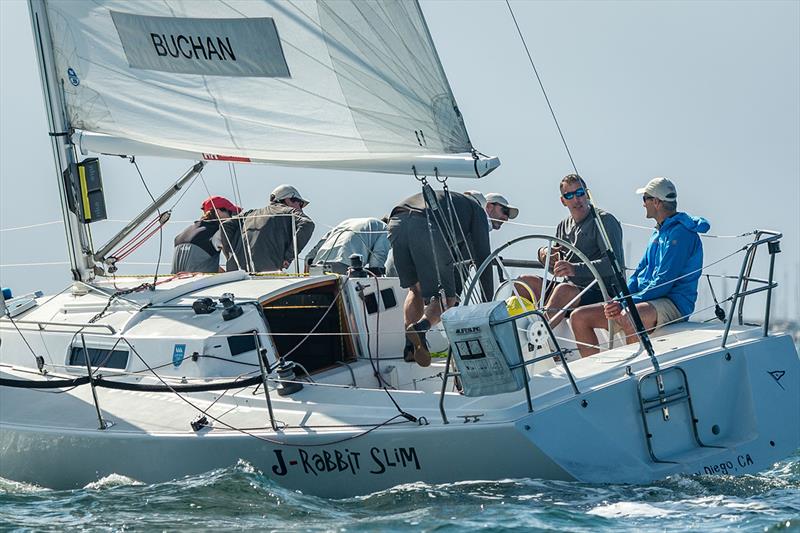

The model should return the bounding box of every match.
[0,453,797,531]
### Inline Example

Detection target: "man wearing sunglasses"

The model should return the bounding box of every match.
[518,174,624,327]
[570,177,710,357]
[464,190,520,231]
[222,184,314,272]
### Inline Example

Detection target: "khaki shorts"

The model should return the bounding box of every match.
[649,297,681,328]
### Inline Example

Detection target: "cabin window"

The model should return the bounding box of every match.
[227,331,258,356]
[362,287,397,315]
[261,281,356,374]
[69,346,129,370]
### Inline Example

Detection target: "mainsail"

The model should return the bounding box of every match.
[36,0,499,178]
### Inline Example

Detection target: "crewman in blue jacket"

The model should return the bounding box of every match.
[570,177,710,357]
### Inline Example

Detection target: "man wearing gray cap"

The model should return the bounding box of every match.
[222,184,314,272]
[571,177,710,357]
[388,189,518,366]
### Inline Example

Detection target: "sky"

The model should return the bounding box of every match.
[1,0,798,321]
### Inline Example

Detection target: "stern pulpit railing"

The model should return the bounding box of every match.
[722,229,782,347]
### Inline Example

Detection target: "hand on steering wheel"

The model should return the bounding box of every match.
[552,260,575,278]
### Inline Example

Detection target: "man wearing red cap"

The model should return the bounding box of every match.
[171,196,241,273]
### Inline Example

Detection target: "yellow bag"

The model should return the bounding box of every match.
[506,295,536,317]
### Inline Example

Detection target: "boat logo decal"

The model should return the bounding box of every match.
[67,67,80,86]
[172,344,186,367]
[202,153,252,163]
[767,370,786,390]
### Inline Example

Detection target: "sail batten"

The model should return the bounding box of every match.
[42,0,497,177]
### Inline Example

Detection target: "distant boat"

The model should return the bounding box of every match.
[1,0,797,496]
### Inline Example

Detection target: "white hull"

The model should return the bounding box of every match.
[3,295,797,496]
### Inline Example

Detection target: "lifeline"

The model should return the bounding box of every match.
[150,33,236,61]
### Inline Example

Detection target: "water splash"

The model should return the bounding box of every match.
[0,453,797,531]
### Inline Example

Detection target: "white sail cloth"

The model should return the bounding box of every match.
[40,0,498,177]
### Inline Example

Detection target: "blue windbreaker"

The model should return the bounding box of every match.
[628,212,710,319]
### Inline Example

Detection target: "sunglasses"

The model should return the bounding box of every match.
[642,195,656,202]
[499,205,511,217]
[562,188,586,200]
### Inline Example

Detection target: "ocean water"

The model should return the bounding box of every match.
[1,453,797,531]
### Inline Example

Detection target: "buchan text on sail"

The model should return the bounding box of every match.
[150,33,236,61]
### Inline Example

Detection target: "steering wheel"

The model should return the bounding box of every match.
[464,234,616,348]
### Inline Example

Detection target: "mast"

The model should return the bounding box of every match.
[28,0,94,283]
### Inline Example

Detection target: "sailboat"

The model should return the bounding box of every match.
[1,0,797,497]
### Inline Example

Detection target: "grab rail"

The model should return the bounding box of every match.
[437,307,581,424]
[722,230,782,347]
[0,319,116,334]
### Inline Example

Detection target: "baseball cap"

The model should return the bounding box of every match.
[201,196,241,214]
[464,190,487,207]
[271,184,309,207]
[635,177,677,201]
[485,193,519,219]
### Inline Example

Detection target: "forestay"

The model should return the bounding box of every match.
[36,0,499,177]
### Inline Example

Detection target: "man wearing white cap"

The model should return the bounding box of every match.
[570,177,710,357]
[388,189,518,366]
[222,184,314,272]
[465,190,520,231]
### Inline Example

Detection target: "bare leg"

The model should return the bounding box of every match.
[545,283,580,328]
[615,302,658,345]
[516,275,542,303]
[403,283,425,327]
[421,295,458,329]
[569,303,608,357]
[404,287,457,367]
[572,302,660,357]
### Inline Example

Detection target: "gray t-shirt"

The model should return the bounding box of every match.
[555,208,625,293]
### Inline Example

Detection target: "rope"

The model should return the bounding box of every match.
[3,313,45,372]
[121,336,416,447]
[0,221,61,232]
[88,282,154,323]
[613,246,747,304]
[0,217,758,240]
[222,166,250,271]
[110,213,171,263]
[198,172,242,272]
[129,158,163,287]
[505,0,579,175]
[621,223,757,239]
